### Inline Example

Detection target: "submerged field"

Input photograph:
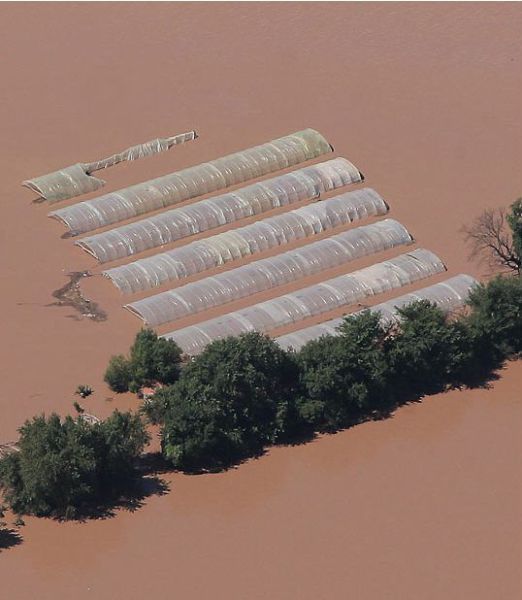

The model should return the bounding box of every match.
[0,4,521,599]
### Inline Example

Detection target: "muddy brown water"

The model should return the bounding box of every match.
[0,4,521,598]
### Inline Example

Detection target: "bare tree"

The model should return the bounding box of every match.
[462,207,521,275]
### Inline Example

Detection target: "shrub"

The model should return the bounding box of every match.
[104,354,132,393]
[467,275,522,359]
[75,384,93,398]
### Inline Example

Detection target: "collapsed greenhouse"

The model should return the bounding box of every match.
[275,274,478,350]
[23,130,197,203]
[48,128,334,235]
[104,188,389,294]
[75,157,363,263]
[125,218,413,326]
[161,248,446,356]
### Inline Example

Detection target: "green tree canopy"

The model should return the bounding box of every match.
[385,300,473,395]
[0,411,149,519]
[104,329,182,393]
[297,311,389,431]
[467,275,522,358]
[160,332,300,470]
[506,198,522,268]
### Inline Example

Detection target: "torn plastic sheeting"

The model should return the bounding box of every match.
[23,131,197,203]
[48,129,334,234]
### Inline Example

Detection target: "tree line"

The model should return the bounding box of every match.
[0,200,520,522]
[140,274,522,471]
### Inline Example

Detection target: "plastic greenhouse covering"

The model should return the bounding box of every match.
[23,131,196,203]
[125,218,413,326]
[48,129,333,234]
[162,248,446,355]
[75,157,362,263]
[103,188,388,294]
[275,274,478,350]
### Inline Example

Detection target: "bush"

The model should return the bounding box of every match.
[104,330,182,393]
[0,411,149,519]
[75,384,93,398]
[160,332,300,470]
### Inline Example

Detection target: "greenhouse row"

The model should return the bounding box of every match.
[48,128,333,235]
[161,248,446,355]
[104,188,389,294]
[275,274,478,350]
[75,157,363,263]
[125,218,413,326]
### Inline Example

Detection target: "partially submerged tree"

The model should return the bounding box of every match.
[467,275,522,359]
[297,311,389,431]
[160,332,300,471]
[0,411,149,519]
[104,354,132,393]
[104,329,182,393]
[462,201,521,274]
[385,300,473,395]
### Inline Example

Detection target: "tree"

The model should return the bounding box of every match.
[297,311,389,431]
[466,275,522,359]
[129,329,182,389]
[104,354,132,393]
[75,384,93,398]
[160,333,300,471]
[506,198,522,266]
[385,300,473,395]
[462,205,521,274]
[104,330,182,393]
[0,411,149,519]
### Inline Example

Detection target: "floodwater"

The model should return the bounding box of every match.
[0,3,521,598]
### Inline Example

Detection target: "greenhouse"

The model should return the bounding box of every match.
[162,248,445,355]
[75,157,363,263]
[275,274,478,350]
[103,188,389,294]
[48,129,333,235]
[23,130,196,203]
[125,218,413,326]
